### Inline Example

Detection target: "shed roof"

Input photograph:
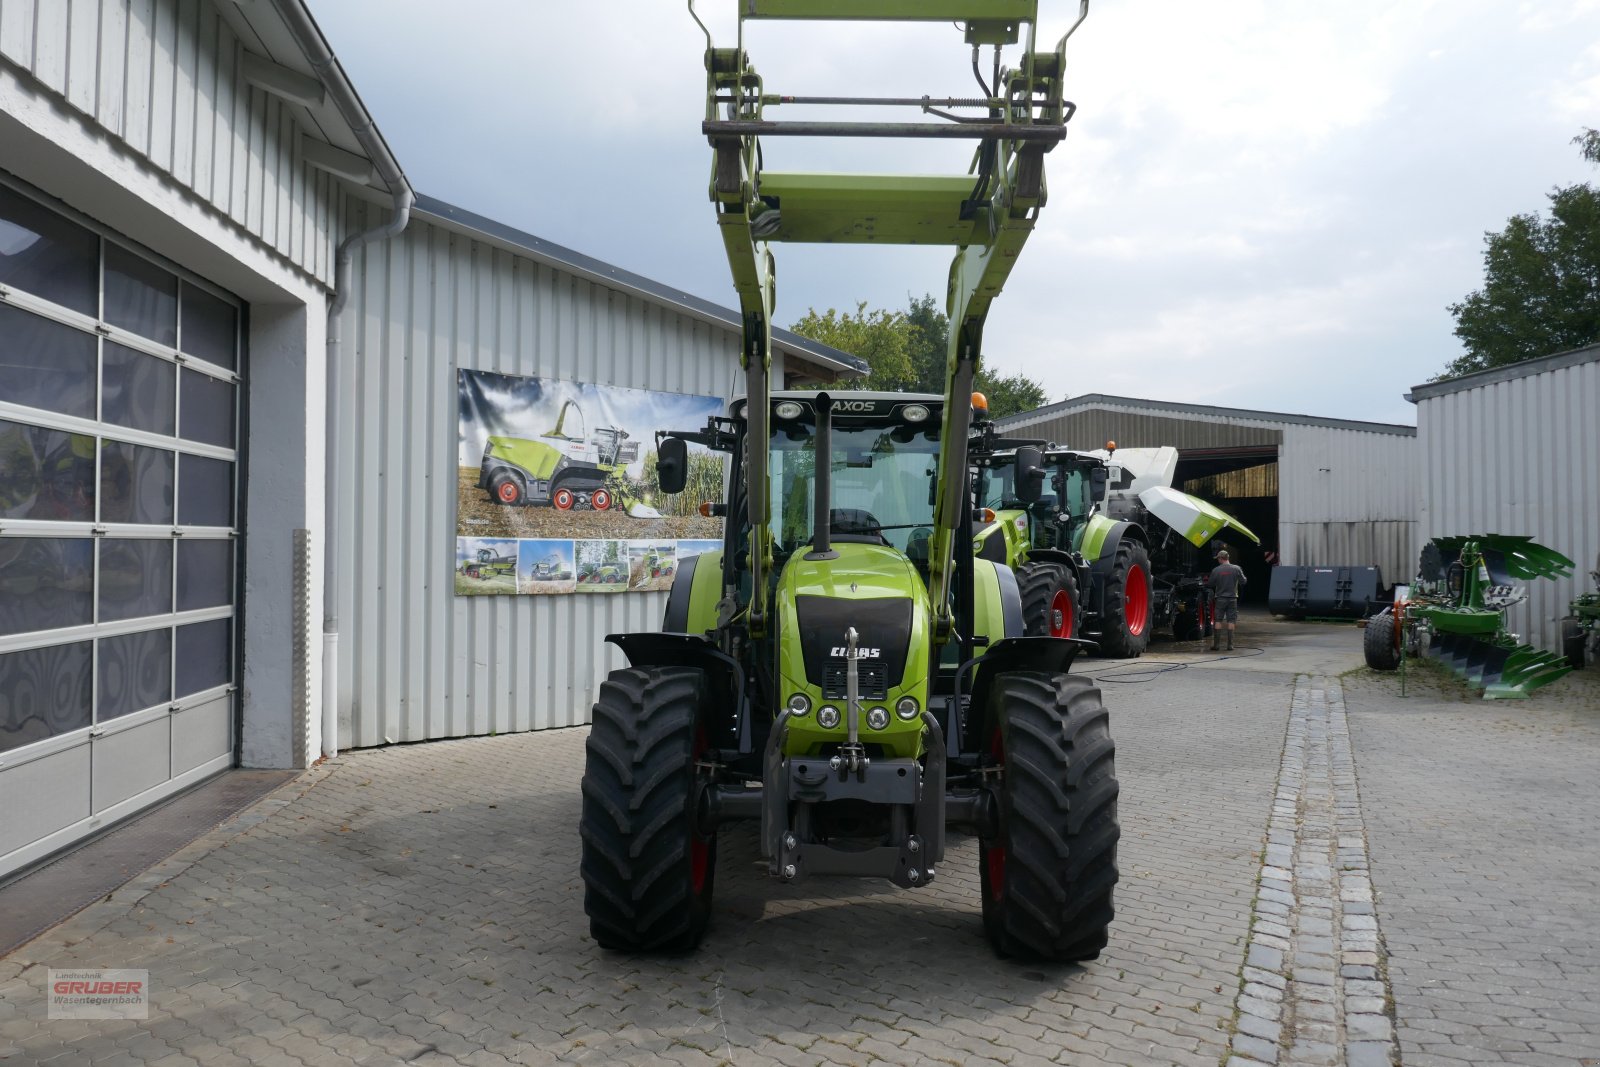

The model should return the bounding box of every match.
[1405,342,1600,403]
[998,393,1415,437]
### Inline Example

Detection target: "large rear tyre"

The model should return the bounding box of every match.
[980,672,1119,962]
[1017,562,1081,639]
[580,667,716,952]
[1364,611,1399,671]
[1097,541,1152,658]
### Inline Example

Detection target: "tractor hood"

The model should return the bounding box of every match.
[1138,485,1260,547]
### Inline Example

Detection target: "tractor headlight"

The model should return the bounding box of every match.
[787,693,811,717]
[895,696,920,721]
[816,705,841,729]
[866,707,890,731]
[775,401,804,420]
[902,404,930,423]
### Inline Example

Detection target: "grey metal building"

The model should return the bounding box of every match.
[1407,344,1600,654]
[997,394,1418,590]
[0,0,858,878]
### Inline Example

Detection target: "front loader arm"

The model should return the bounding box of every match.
[694,0,1087,642]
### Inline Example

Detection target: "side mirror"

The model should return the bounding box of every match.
[1014,446,1046,504]
[1090,467,1108,502]
[657,437,688,494]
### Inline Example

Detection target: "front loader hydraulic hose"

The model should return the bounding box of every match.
[806,394,837,561]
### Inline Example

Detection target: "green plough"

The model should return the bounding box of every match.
[1364,534,1576,698]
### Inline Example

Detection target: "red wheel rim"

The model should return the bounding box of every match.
[1126,564,1150,636]
[690,725,710,895]
[496,480,518,504]
[592,489,611,511]
[553,489,574,511]
[1049,588,1074,638]
[984,726,1005,902]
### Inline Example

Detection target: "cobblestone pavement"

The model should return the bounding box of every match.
[1343,666,1600,1067]
[0,665,1295,1067]
[1229,677,1397,1067]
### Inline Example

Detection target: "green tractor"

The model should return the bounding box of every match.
[1560,552,1600,670]
[972,429,1257,656]
[1365,535,1576,698]
[478,399,659,516]
[578,0,1118,960]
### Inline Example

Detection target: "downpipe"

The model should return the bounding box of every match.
[270,1,415,759]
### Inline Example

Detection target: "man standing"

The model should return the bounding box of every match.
[1209,549,1247,651]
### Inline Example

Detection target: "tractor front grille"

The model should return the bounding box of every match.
[821,660,888,701]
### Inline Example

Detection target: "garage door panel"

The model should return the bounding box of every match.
[172,694,230,775]
[93,716,171,812]
[0,175,240,881]
[0,744,91,855]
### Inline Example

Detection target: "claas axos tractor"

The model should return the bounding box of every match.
[578,0,1119,961]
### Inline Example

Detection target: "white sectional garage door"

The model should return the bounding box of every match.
[0,176,242,878]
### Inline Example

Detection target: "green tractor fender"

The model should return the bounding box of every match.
[663,550,724,636]
[1081,516,1145,592]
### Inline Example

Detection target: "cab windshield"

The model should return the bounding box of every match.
[770,419,940,557]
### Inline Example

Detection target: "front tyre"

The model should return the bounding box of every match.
[490,470,524,506]
[1017,562,1081,639]
[1098,541,1152,658]
[580,667,716,952]
[980,672,1120,962]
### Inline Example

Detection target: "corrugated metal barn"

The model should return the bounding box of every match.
[0,0,859,877]
[1407,344,1600,654]
[997,394,1418,594]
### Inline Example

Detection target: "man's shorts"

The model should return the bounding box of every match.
[1214,596,1238,623]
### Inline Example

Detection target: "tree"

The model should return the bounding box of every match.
[789,303,915,391]
[795,295,1051,420]
[1443,132,1600,377]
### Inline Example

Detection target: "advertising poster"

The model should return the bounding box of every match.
[455,370,726,596]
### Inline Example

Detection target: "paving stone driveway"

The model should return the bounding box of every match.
[0,663,1295,1067]
[1344,667,1600,1067]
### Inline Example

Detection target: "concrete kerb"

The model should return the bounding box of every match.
[0,763,339,977]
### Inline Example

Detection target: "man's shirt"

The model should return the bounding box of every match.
[1210,562,1246,598]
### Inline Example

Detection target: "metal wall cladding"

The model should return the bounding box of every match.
[1277,423,1417,581]
[1002,407,1281,452]
[335,205,742,749]
[1415,355,1600,654]
[0,0,341,283]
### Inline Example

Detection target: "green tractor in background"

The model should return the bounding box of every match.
[1365,535,1576,698]
[477,399,659,516]
[972,422,1258,657]
[577,0,1118,961]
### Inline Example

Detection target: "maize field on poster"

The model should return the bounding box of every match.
[454,369,725,596]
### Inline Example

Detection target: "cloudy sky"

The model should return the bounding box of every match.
[316,1,1600,426]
